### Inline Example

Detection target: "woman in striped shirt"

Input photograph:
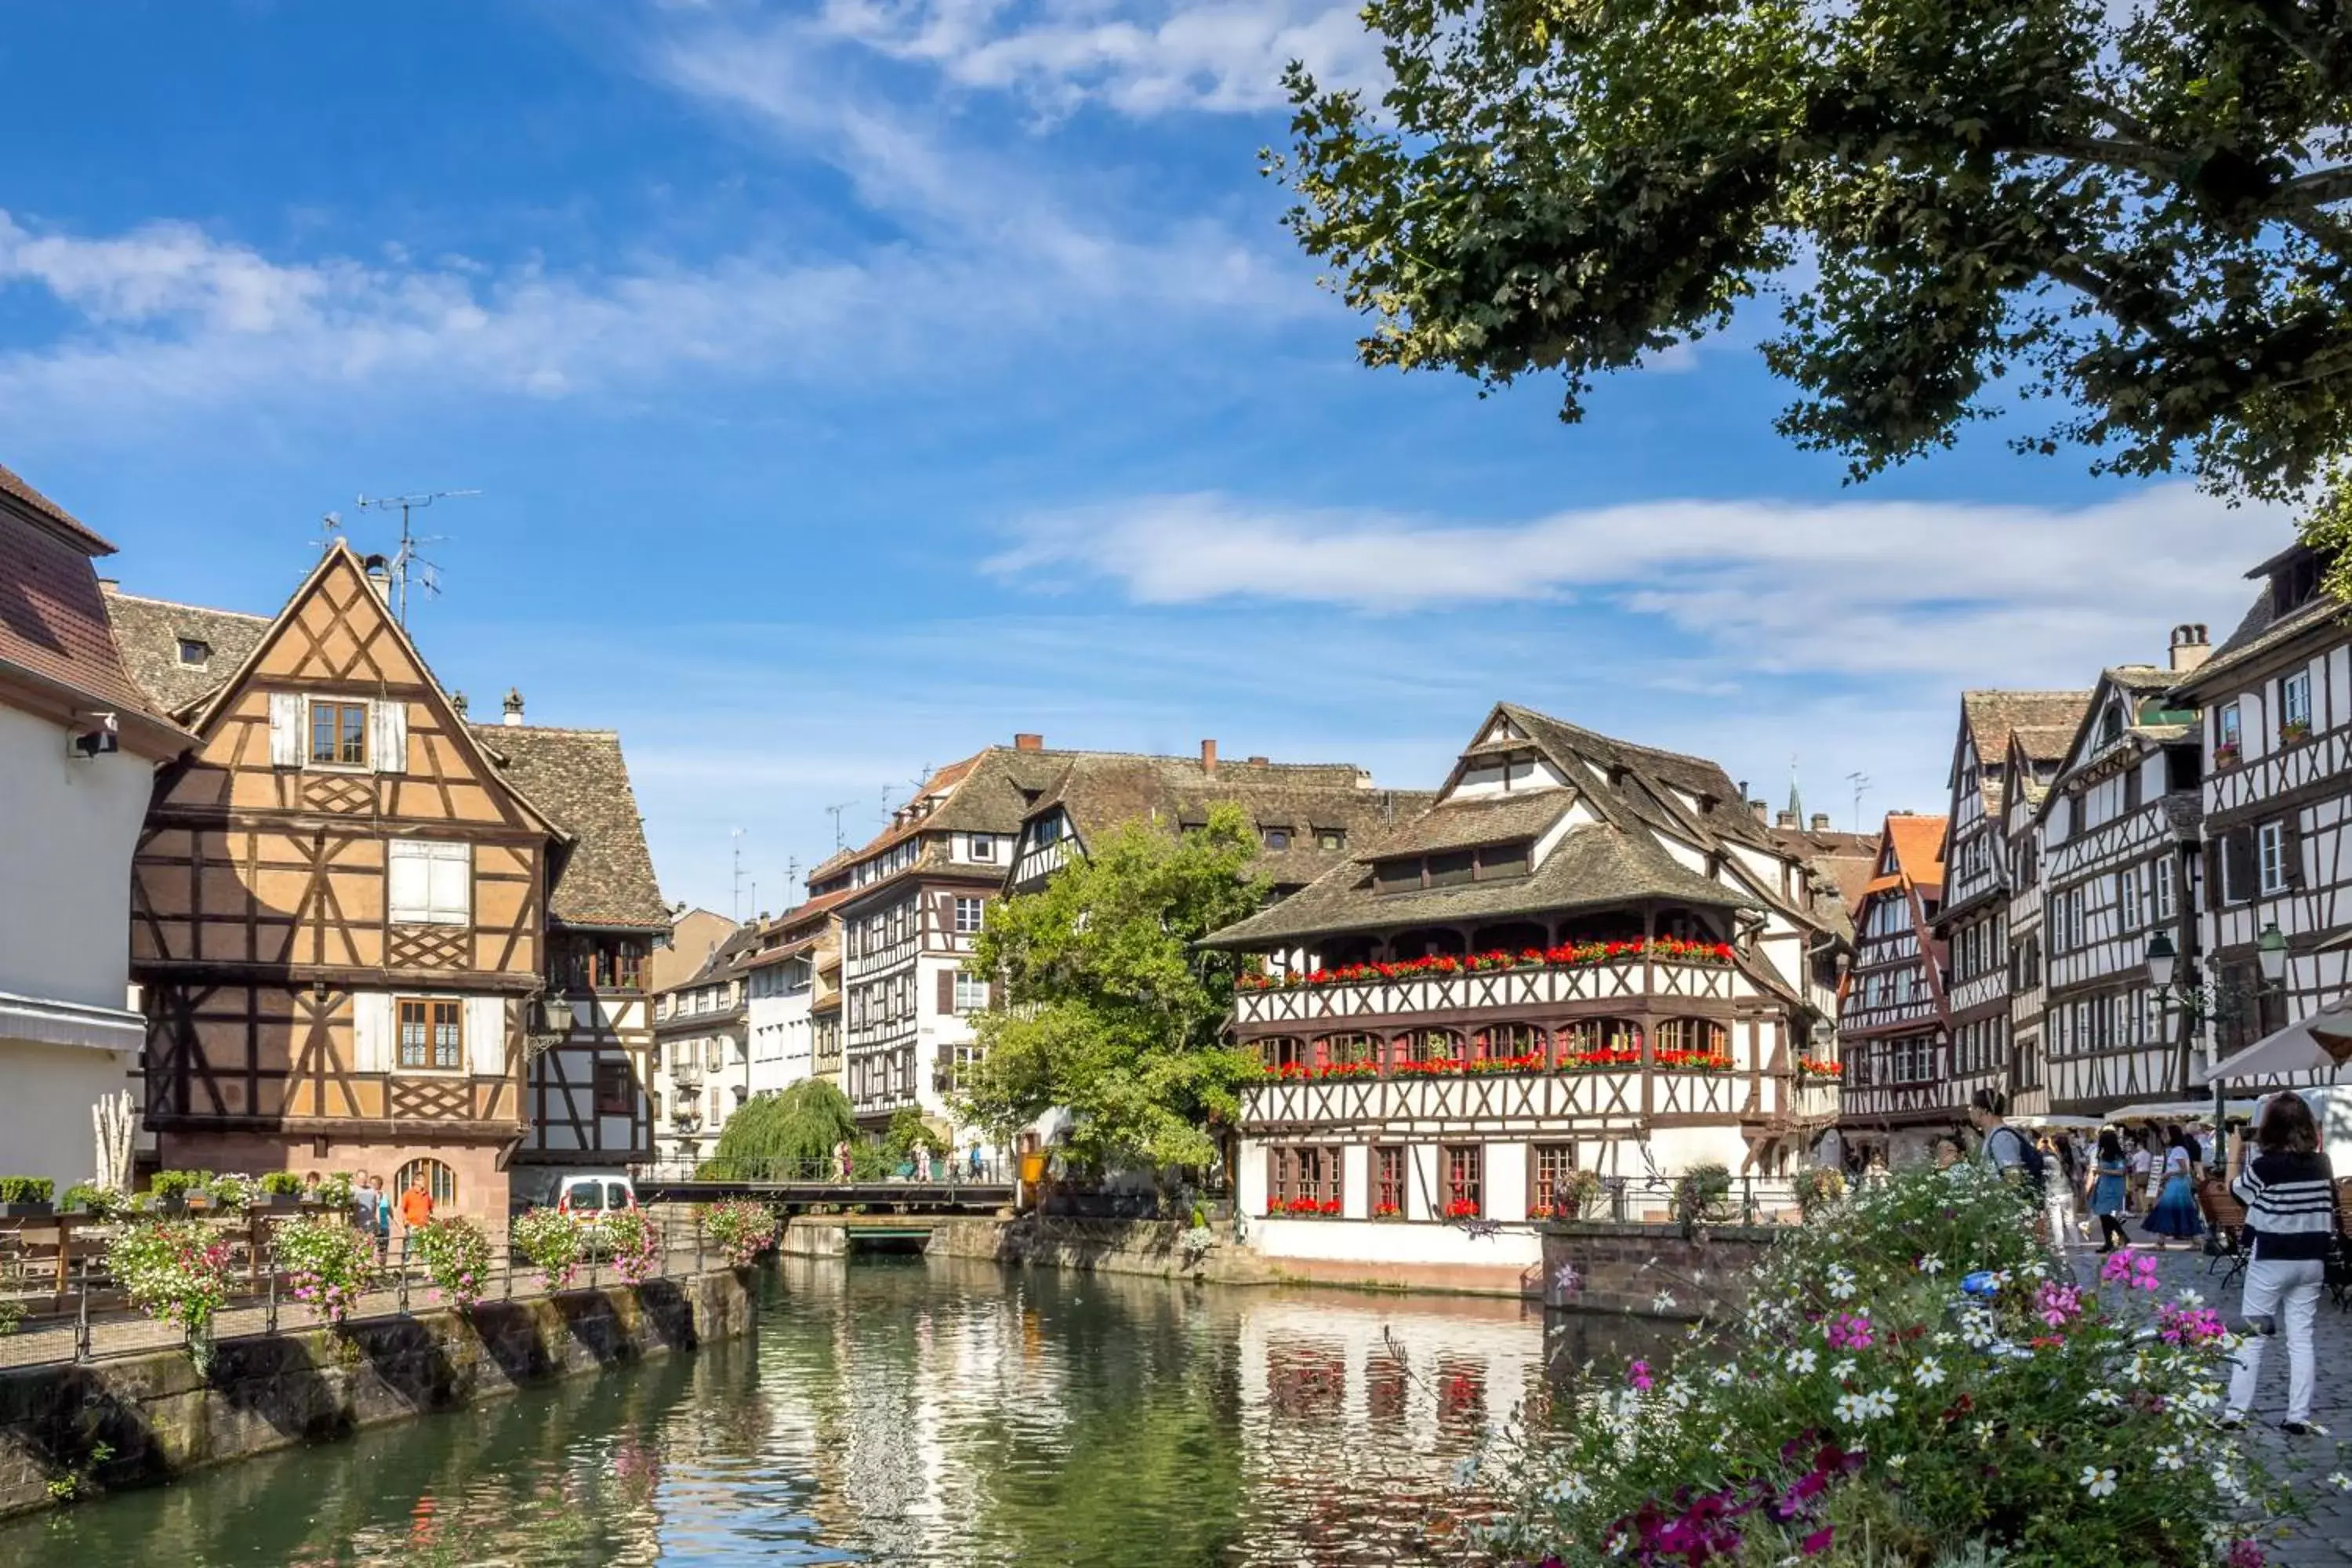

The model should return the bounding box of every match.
[2222,1093,2339,1435]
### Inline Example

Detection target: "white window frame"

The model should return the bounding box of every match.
[953,897,986,935]
[2217,701,2243,752]
[2153,859,2176,921]
[2281,670,2313,735]
[953,971,989,1012]
[969,833,996,862]
[388,840,471,927]
[2258,821,2289,896]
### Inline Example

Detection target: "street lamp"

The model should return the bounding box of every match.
[2256,921,2288,986]
[2144,929,2178,993]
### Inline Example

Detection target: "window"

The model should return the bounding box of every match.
[176,637,209,667]
[1265,1145,1340,1214]
[953,897,986,935]
[1530,1143,1577,1218]
[2153,860,2176,921]
[1317,829,1345,851]
[1442,1145,1483,1218]
[1374,859,1420,894]
[1427,850,1475,888]
[394,1158,457,1206]
[594,1061,633,1116]
[2282,671,2313,737]
[388,840,471,926]
[1374,1146,1404,1218]
[2259,821,2290,895]
[396,999,463,1070]
[310,699,368,766]
[2117,866,2143,932]
[953,971,989,1011]
[2217,701,2243,755]
[1262,826,1292,851]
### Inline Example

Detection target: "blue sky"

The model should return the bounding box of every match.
[2,1,2289,916]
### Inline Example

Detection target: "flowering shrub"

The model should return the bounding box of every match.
[1794,1167,1846,1221]
[513,1208,583,1293]
[1476,1161,2297,1566]
[700,1200,781,1268]
[205,1172,258,1214]
[317,1171,354,1207]
[411,1216,494,1309]
[597,1208,662,1283]
[107,1219,234,1369]
[272,1214,376,1326]
[1236,938,1737,992]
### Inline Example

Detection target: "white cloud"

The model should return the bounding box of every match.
[988,484,2288,688]
[805,0,1385,115]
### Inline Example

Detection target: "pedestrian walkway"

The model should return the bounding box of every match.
[2062,1241,2351,1565]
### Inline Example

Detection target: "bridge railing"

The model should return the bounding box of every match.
[630,1154,1006,1187]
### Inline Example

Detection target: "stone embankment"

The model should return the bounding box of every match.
[1537,1218,1780,1320]
[0,1268,753,1519]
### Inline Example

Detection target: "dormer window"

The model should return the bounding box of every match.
[1316,828,1345,851]
[1262,826,1293,851]
[176,637,210,667]
[2097,701,2125,747]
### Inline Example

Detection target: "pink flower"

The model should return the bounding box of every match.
[1628,1359,1655,1393]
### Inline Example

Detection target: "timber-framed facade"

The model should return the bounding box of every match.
[1836,814,1951,1162]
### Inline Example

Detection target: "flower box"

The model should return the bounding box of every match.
[0,1200,53,1220]
[2282,719,2311,744]
[1238,936,1738,993]
[0,1176,55,1218]
[2213,742,2241,768]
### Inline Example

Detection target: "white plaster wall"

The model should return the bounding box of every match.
[1250,1217,1542,1272]
[1341,1143,1370,1218]
[1486,1139,1529,1218]
[1237,1141,1268,1216]
[0,703,151,1007]
[2,1040,129,1189]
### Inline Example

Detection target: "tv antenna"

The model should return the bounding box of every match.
[1846,772,1872,833]
[825,800,859,850]
[313,512,346,554]
[731,828,747,924]
[785,856,803,904]
[355,489,478,625]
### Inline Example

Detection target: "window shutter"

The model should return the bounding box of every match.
[2282,819,2306,888]
[2203,840,2223,908]
[350,993,393,1073]
[371,699,408,775]
[269,692,303,768]
[426,843,472,925]
[465,996,506,1076]
[2228,828,2256,903]
[937,970,955,1015]
[387,844,430,924]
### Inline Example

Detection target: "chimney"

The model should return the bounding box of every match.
[361,554,392,601]
[2168,622,2212,673]
[1200,739,1218,775]
[503,688,525,728]
[1013,732,1044,751]
[1811,813,1831,833]
[452,691,469,718]
[1749,800,1769,822]
[1776,809,1798,829]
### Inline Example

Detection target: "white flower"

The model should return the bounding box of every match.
[2080,1466,2117,1499]
[1825,1265,1857,1301]
[2325,1472,2351,1494]
[1830,1356,1858,1381]
[1886,1453,1908,1474]
[1970,1420,1994,1443]
[2175,1288,2204,1308]
[1913,1358,1947,1388]
[1859,1388,1897,1420]
[1785,1348,1819,1375]
[1932,1331,1957,1348]
[1541,1475,1592,1507]
[1652,1290,1679,1312]
[1835,1392,1871,1424]
[2155,1446,2185,1472]
[2082,1389,2123,1409]
[1711,1363,1740,1387]
[1917,1255,1945,1276]
[2211,1462,2248,1502]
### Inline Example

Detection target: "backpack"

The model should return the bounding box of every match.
[1993,1126,2048,1194]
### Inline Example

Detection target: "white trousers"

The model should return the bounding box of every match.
[2044,1184,2077,1249]
[2227,1257,2325,1425]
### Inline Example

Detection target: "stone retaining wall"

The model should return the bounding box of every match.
[1538,1220,1781,1320]
[0,1268,753,1519]
[922,1215,1286,1286]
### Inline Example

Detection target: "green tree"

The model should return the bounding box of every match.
[955,802,1271,1177]
[706,1079,857,1178]
[1272,0,2352,504]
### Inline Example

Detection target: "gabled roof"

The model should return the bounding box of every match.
[2045,665,2199,792]
[0,459,113,554]
[1860,814,1947,901]
[100,586,270,717]
[2170,545,2344,699]
[0,499,187,749]
[1200,700,1772,951]
[1955,691,2094,814]
[470,724,668,931]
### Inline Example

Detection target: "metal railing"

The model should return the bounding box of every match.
[0,1206,713,1371]
[633,1154,1004,1185]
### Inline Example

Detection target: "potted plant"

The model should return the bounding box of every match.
[270,1214,377,1326]
[61,1182,122,1220]
[700,1199,782,1269]
[1673,1162,1735,1230]
[107,1218,234,1371]
[0,1176,56,1219]
[412,1216,495,1308]
[205,1173,257,1215]
[2283,717,2311,744]
[316,1171,355,1208]
[256,1171,305,1211]
[148,1170,202,1214]
[514,1207,585,1293]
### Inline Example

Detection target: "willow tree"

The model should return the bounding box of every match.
[706,1079,858,1178]
[1273,0,2352,509]
[955,803,1270,1178]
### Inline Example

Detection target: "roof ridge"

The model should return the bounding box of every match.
[469,723,621,739]
[1498,701,1727,774]
[100,586,270,622]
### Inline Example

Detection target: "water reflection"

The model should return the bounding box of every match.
[1,1258,1682,1566]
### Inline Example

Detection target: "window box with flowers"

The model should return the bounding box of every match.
[1269,1196,1344,1218]
[1371,1200,1403,1220]
[1443,1197,1482,1220]
[1236,937,1737,993]
[2282,717,2312,745]
[2212,740,2241,768]
[1792,1057,1844,1081]
[1653,1049,1735,1073]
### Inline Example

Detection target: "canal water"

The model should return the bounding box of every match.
[0,1257,1671,1566]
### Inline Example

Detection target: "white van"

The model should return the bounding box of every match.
[552,1173,638,1221]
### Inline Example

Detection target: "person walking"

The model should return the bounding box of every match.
[2085,1129,2132,1254]
[2039,1134,2079,1250]
[366,1174,392,1264]
[1968,1089,2035,1183]
[2141,1126,2205,1247]
[968,1139,984,1181]
[915,1141,933,1184]
[2128,1132,2154,1214]
[351,1169,379,1232]
[2222,1094,2339,1435]
[833,1138,852,1184]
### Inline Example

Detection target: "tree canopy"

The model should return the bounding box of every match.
[706,1079,858,1178]
[1272,0,2352,504]
[953,802,1271,1177]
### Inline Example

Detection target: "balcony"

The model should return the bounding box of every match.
[1243,1065,1773,1132]
[1232,955,1749,1029]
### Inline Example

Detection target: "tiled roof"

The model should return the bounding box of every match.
[0,459,114,554]
[1864,814,1947,898]
[99,587,270,717]
[1958,690,2093,813]
[1359,790,1566,858]
[1497,702,1774,851]
[0,509,181,731]
[1200,821,1752,949]
[2172,576,2341,698]
[470,724,669,931]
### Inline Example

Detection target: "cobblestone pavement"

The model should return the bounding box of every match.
[2058,1239,2352,1565]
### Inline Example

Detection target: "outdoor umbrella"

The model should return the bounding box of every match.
[2201,999,2352,1083]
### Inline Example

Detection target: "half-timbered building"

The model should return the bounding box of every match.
[651,921,756,1167]
[104,546,666,1217]
[742,887,853,1105]
[1200,702,1850,1282]
[2173,544,2352,1081]
[1837,814,1952,1163]
[1998,719,2089,1117]
[1934,693,2092,1120]
[2035,632,2209,1114]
